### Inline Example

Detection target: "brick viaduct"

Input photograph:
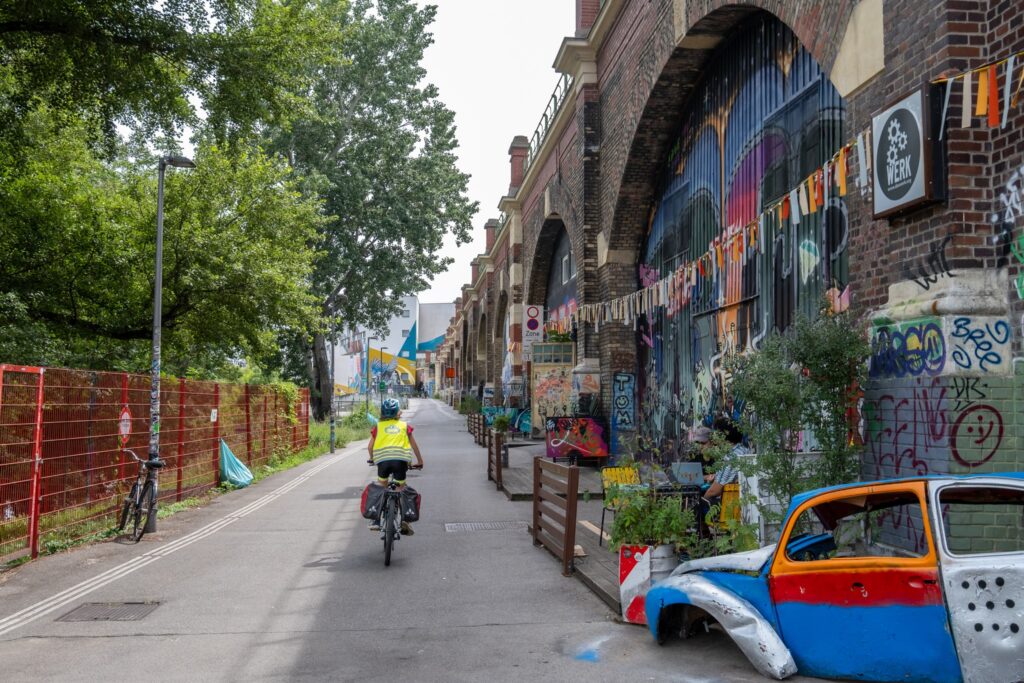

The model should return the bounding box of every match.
[436,0,1024,485]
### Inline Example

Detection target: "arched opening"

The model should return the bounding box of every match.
[636,13,847,441]
[543,226,577,335]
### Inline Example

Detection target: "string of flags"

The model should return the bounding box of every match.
[568,126,872,332]
[562,46,1024,333]
[935,47,1024,138]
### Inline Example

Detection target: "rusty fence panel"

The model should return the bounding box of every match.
[531,456,580,576]
[0,364,311,562]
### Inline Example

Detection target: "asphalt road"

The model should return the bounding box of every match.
[0,399,814,682]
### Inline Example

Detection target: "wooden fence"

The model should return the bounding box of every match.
[531,456,580,576]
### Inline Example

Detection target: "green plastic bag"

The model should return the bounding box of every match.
[219,439,254,488]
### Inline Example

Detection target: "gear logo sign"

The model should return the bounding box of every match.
[875,107,921,203]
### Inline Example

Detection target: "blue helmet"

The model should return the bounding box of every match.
[381,398,400,419]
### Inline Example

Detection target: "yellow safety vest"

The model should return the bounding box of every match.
[372,420,412,463]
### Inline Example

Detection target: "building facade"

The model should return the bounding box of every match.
[439,0,1024,526]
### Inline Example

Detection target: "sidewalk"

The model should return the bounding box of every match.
[467,424,622,614]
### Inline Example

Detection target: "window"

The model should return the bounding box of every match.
[561,254,569,285]
[785,489,928,561]
[401,329,409,337]
[401,309,410,318]
[939,486,1024,555]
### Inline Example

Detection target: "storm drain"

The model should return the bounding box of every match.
[444,521,529,533]
[57,602,160,622]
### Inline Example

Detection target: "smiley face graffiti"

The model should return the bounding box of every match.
[951,404,1004,469]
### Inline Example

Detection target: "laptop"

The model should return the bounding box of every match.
[670,462,704,487]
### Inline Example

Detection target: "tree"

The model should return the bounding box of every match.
[268,0,476,418]
[0,107,324,374]
[0,0,344,139]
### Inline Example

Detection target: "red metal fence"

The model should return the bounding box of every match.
[0,364,310,561]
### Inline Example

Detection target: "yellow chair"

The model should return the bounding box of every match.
[719,483,741,524]
[599,466,643,546]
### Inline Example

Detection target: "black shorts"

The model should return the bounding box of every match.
[376,460,409,484]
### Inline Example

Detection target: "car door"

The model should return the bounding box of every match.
[929,478,1024,683]
[768,482,962,683]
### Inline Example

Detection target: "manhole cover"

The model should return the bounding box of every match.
[57,602,160,622]
[444,521,529,533]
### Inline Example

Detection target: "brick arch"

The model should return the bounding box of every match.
[605,2,855,263]
[525,217,569,307]
[492,289,509,340]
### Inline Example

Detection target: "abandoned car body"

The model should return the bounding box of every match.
[645,474,1024,682]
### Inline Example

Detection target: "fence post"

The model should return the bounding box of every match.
[27,369,45,559]
[495,430,504,491]
[118,372,129,482]
[244,384,252,465]
[564,465,580,576]
[176,378,186,502]
[531,456,541,548]
[212,383,221,487]
[291,394,298,452]
[262,392,269,465]
[273,390,279,455]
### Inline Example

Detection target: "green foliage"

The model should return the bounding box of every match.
[608,486,696,548]
[458,395,481,415]
[266,0,476,389]
[726,306,869,516]
[545,331,572,343]
[0,108,323,374]
[492,414,511,433]
[0,0,345,139]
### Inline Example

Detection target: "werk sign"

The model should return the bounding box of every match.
[872,88,938,217]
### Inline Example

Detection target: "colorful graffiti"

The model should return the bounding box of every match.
[611,373,636,431]
[533,366,571,418]
[862,374,1009,552]
[545,417,609,461]
[869,318,946,379]
[481,406,532,435]
[639,15,847,438]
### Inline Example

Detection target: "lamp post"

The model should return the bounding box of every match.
[365,335,378,410]
[148,154,194,532]
[328,331,336,453]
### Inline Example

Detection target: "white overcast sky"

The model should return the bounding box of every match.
[416,0,576,304]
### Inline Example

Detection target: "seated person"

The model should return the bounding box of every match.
[692,418,748,527]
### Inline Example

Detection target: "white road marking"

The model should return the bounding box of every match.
[0,444,362,638]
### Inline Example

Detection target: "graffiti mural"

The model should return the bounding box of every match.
[862,374,1010,552]
[545,417,610,461]
[638,14,847,438]
[611,372,636,431]
[531,365,571,437]
[869,318,946,379]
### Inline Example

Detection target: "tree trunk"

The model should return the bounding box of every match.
[311,333,332,421]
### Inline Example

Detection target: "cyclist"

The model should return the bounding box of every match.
[367,397,424,534]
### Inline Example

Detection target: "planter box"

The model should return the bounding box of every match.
[618,544,678,625]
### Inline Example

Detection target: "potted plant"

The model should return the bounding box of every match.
[608,483,696,625]
[492,413,511,434]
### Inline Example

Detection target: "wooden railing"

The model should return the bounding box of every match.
[487,430,504,490]
[532,456,580,576]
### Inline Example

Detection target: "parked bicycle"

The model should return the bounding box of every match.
[116,449,165,542]
[370,463,422,567]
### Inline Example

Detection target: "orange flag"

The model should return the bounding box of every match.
[838,147,848,196]
[977,68,989,117]
[988,64,1000,128]
[807,178,817,213]
[782,197,790,221]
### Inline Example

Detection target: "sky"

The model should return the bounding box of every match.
[415,0,576,304]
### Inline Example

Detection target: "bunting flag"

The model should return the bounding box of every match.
[933,48,1024,135]
[563,127,873,331]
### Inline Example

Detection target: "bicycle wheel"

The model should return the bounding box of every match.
[131,481,156,543]
[118,482,139,531]
[383,497,396,567]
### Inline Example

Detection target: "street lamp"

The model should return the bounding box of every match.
[378,347,389,400]
[365,335,378,410]
[148,154,194,532]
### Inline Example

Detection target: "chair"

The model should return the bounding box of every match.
[599,466,643,546]
[705,483,742,550]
